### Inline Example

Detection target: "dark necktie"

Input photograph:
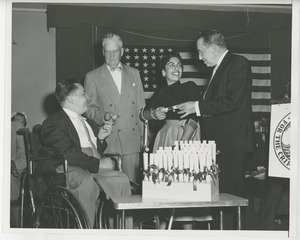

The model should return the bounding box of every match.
[203,65,218,100]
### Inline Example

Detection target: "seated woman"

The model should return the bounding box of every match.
[140,52,200,152]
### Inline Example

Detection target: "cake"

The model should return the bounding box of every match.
[142,140,219,201]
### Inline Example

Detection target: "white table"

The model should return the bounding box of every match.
[110,193,248,230]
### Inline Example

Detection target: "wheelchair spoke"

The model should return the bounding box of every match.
[34,187,88,229]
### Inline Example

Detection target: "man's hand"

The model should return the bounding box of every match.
[104,112,118,125]
[254,166,266,180]
[98,121,113,140]
[154,107,167,120]
[99,157,114,169]
[176,101,197,118]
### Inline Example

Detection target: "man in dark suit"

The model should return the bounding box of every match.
[177,29,255,198]
[39,78,132,228]
[84,33,145,183]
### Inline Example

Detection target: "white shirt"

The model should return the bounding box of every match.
[195,50,229,116]
[63,108,98,148]
[107,63,122,94]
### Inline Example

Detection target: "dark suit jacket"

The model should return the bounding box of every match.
[199,52,255,153]
[38,109,107,174]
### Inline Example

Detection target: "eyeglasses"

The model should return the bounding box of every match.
[197,46,210,57]
[104,49,121,56]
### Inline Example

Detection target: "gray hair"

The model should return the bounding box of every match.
[197,29,227,48]
[102,33,123,49]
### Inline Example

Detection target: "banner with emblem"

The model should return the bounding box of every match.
[268,103,290,178]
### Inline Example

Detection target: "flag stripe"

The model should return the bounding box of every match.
[253,79,271,87]
[252,66,271,74]
[235,53,271,61]
[252,105,271,112]
[252,92,271,99]
[249,60,271,66]
[122,46,271,118]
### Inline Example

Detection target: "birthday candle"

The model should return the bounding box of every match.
[206,142,212,181]
[183,152,189,169]
[178,152,184,170]
[153,154,158,167]
[162,153,167,169]
[200,152,205,172]
[149,153,154,165]
[210,140,216,164]
[157,153,163,168]
[193,154,200,172]
[143,152,148,170]
[173,152,178,168]
[167,153,172,171]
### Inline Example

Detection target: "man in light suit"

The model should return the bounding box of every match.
[39,79,132,228]
[177,29,256,198]
[84,33,145,183]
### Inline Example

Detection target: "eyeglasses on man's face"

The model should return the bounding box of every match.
[197,46,210,58]
[104,49,121,57]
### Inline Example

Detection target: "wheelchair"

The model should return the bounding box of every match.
[17,127,120,229]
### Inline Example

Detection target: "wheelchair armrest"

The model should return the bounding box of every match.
[29,154,70,189]
[102,153,122,171]
[28,154,67,174]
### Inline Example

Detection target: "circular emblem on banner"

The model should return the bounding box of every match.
[273,113,290,170]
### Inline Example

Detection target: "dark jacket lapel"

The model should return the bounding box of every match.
[205,51,232,99]
[58,109,81,148]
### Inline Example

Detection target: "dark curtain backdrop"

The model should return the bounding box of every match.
[49,5,291,100]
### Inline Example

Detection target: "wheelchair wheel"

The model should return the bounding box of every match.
[19,172,34,228]
[33,186,91,229]
[94,192,111,229]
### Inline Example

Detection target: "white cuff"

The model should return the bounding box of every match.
[195,101,201,116]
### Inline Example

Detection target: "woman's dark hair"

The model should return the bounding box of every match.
[160,52,183,72]
[55,78,81,104]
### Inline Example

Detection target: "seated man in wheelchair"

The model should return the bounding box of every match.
[37,78,132,228]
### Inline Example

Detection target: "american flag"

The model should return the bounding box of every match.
[122,46,271,119]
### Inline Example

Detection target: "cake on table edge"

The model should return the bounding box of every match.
[142,140,219,201]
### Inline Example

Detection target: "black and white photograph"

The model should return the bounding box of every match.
[1,0,299,239]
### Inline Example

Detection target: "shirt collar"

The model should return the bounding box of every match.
[215,49,228,68]
[63,108,85,120]
[106,63,123,72]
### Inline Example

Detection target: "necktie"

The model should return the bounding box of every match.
[79,117,100,159]
[203,65,218,100]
